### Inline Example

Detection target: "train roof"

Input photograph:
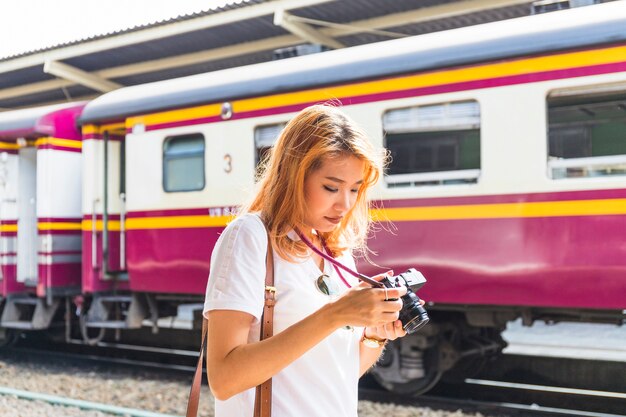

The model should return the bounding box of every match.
[80,2,626,125]
[0,102,86,140]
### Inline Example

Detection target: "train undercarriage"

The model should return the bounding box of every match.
[370,305,625,395]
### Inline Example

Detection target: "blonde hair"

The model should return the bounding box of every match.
[243,104,385,261]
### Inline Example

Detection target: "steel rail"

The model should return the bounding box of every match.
[359,388,626,417]
[0,386,181,417]
[466,378,626,400]
[4,345,197,374]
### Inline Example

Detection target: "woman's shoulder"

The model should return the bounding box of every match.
[229,212,266,230]
[222,212,267,242]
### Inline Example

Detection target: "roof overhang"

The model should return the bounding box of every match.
[0,0,537,110]
[79,1,626,125]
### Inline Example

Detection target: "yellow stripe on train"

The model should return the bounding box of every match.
[0,142,20,151]
[125,215,234,230]
[35,137,82,149]
[82,216,234,231]
[371,198,626,222]
[76,199,626,232]
[81,220,122,232]
[38,222,83,231]
[82,122,126,135]
[0,224,17,232]
[126,44,626,129]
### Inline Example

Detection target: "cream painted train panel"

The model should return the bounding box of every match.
[81,140,97,216]
[126,114,296,211]
[17,147,37,283]
[37,150,82,218]
[0,153,19,221]
[81,139,123,216]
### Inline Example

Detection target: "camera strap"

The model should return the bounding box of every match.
[296,229,383,288]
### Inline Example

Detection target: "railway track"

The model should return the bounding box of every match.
[363,352,626,417]
[360,387,626,417]
[440,353,626,415]
[2,340,198,375]
[3,341,626,417]
[0,385,179,417]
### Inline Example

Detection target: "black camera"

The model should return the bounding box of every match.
[379,269,429,334]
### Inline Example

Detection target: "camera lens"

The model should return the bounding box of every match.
[398,293,430,334]
[402,305,430,334]
[380,272,430,335]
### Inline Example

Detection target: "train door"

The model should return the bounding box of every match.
[87,130,127,281]
[16,147,37,287]
[103,131,127,276]
[0,150,20,295]
[81,124,130,294]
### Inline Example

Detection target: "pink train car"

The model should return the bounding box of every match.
[0,102,85,331]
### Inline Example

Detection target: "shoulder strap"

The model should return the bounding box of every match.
[186,232,275,417]
[186,318,207,417]
[254,239,275,417]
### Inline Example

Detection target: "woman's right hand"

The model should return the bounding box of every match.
[328,272,407,329]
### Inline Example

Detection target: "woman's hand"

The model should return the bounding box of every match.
[328,271,407,329]
[364,319,406,341]
[361,271,426,342]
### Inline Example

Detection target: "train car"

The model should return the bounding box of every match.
[77,2,626,394]
[0,102,85,344]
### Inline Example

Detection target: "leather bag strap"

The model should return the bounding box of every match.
[186,318,207,417]
[254,239,275,417]
[186,233,275,417]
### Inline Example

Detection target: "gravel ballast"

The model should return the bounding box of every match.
[0,352,490,417]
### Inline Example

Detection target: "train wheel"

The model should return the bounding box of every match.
[441,326,506,383]
[79,309,105,346]
[370,336,443,395]
[0,328,19,347]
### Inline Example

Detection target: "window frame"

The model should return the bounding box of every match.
[382,100,482,188]
[546,88,626,180]
[162,133,206,193]
[253,122,286,169]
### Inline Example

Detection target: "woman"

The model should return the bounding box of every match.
[204,104,409,417]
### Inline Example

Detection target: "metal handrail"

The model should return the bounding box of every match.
[92,198,99,270]
[120,192,126,270]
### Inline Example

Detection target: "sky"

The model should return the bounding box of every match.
[0,0,235,59]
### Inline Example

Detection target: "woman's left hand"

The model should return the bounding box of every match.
[364,320,406,341]
[363,298,425,341]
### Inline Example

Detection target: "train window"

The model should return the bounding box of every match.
[548,93,626,179]
[163,134,205,192]
[254,123,285,172]
[383,101,480,187]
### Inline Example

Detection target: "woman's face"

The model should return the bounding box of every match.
[303,154,365,233]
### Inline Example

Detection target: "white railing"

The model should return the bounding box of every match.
[385,169,480,186]
[548,155,626,179]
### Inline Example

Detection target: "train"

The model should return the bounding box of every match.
[0,1,625,395]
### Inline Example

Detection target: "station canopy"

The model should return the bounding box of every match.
[0,0,615,111]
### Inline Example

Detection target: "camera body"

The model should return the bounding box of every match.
[379,268,429,334]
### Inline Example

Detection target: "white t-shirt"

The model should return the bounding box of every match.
[204,213,362,417]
